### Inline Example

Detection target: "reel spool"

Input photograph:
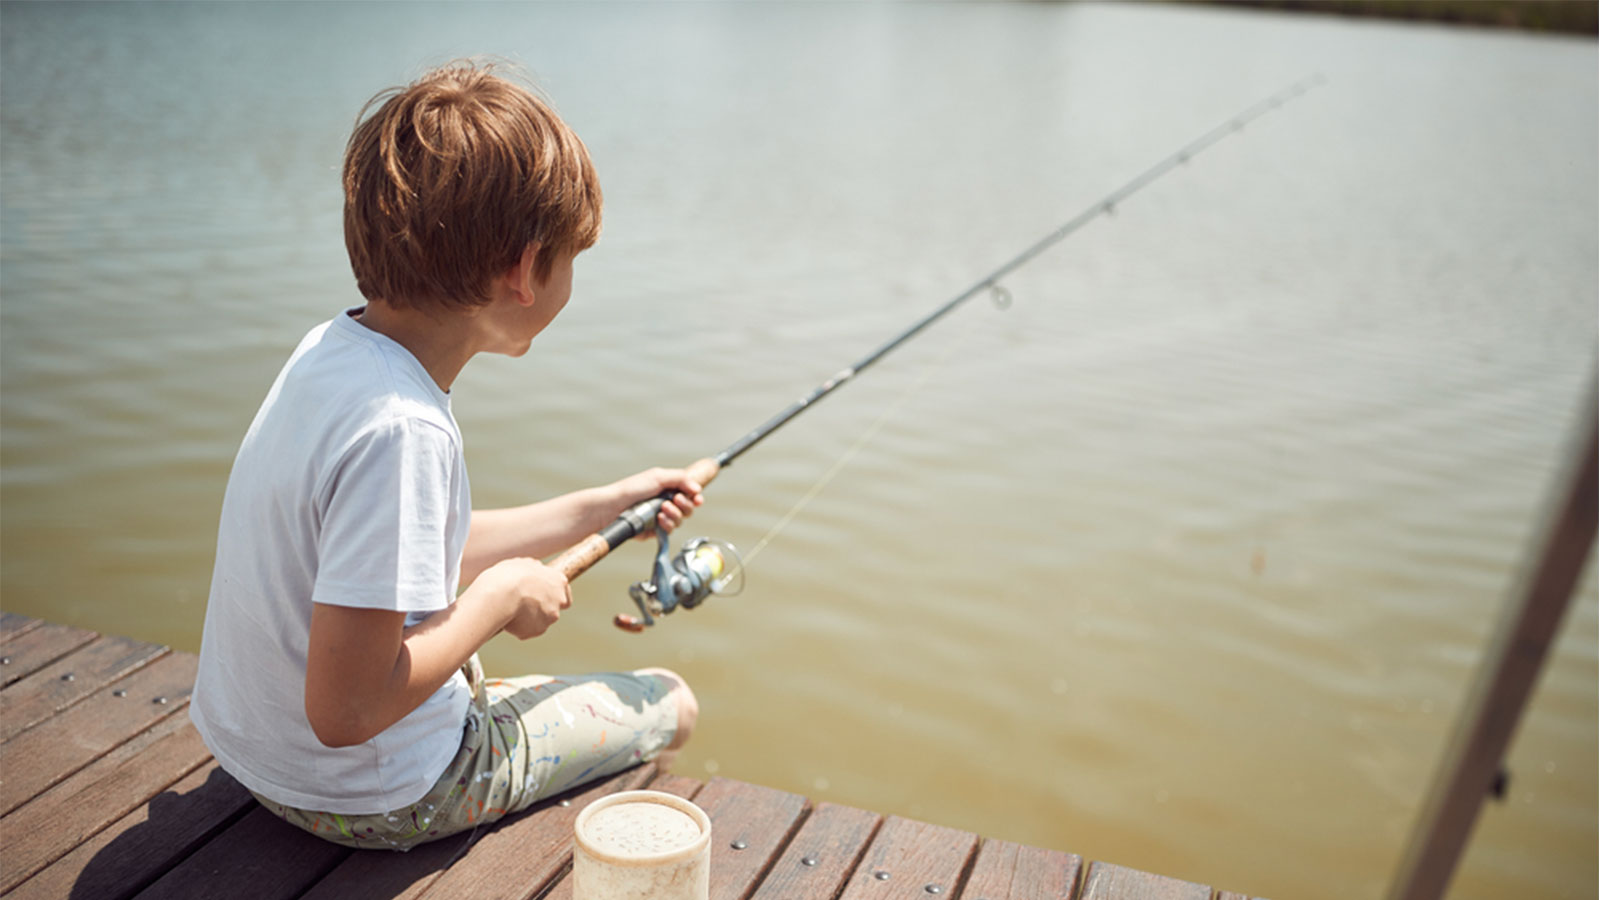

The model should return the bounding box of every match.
[616,532,745,632]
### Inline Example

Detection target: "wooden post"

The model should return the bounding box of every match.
[1385,379,1597,900]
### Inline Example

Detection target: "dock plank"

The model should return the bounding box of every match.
[959,840,1081,900]
[409,763,658,900]
[0,651,198,815]
[0,612,44,642]
[1077,861,1211,900]
[0,635,169,741]
[0,620,1269,900]
[130,804,350,900]
[298,828,477,900]
[0,646,198,816]
[0,713,211,893]
[0,621,98,687]
[692,776,810,900]
[648,771,708,800]
[748,802,882,900]
[6,760,255,900]
[836,815,980,900]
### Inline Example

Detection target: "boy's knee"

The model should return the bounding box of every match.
[636,667,697,750]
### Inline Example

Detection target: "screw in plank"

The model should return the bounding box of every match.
[874,871,891,881]
[1,656,11,665]
[61,672,75,682]
[925,885,944,895]
[113,689,127,697]
[559,799,571,808]
[801,856,818,867]
[153,696,169,705]
[731,840,748,850]
[1491,767,1511,802]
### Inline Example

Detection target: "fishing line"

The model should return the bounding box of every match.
[544,74,1327,631]
[709,74,1324,471]
[742,295,989,567]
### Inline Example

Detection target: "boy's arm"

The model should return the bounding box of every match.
[304,556,569,748]
[460,467,704,586]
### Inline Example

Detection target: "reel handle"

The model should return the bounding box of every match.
[613,615,649,634]
[546,458,721,619]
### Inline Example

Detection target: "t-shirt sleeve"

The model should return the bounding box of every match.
[311,416,459,613]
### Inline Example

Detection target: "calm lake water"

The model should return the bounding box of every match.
[2,3,1594,898]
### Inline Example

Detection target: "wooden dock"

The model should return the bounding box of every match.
[0,615,1257,900]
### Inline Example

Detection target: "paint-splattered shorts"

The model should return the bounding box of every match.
[250,655,679,850]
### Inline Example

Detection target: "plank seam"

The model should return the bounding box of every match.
[5,779,258,900]
[526,860,573,900]
[302,845,357,899]
[1068,851,1094,890]
[1069,854,1090,900]
[119,800,267,900]
[0,631,101,688]
[10,703,196,814]
[138,809,354,900]
[736,799,813,900]
[1,735,215,890]
[827,809,886,900]
[292,822,477,900]
[0,617,46,644]
[0,647,172,745]
[945,832,984,900]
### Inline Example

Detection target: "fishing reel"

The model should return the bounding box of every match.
[615,531,745,632]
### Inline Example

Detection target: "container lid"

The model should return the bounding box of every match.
[574,790,712,867]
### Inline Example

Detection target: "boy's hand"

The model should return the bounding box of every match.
[610,467,705,535]
[486,557,572,639]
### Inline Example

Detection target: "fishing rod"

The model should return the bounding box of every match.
[547,74,1326,632]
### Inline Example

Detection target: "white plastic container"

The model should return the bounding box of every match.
[573,790,711,900]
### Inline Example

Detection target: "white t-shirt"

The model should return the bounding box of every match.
[190,308,473,814]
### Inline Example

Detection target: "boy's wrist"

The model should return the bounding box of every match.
[466,564,519,630]
[597,479,627,508]
[592,481,630,528]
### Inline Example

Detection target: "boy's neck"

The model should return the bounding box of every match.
[354,301,476,393]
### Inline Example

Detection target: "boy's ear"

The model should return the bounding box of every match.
[509,242,541,307]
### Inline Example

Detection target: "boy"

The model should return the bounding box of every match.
[189,61,701,850]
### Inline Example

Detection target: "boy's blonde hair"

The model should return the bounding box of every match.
[343,61,601,310]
